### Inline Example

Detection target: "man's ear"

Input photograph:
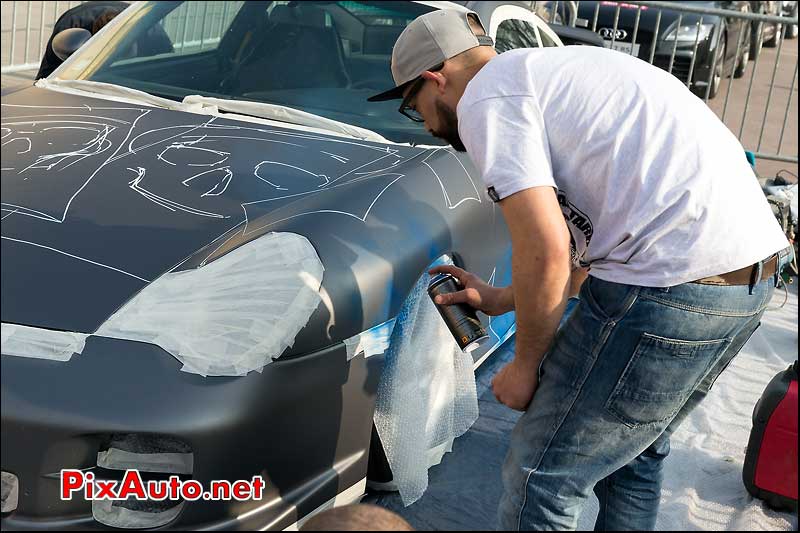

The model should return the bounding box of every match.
[421,70,447,94]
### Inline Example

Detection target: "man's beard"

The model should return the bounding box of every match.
[432,99,466,152]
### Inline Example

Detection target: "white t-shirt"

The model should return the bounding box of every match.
[457,46,789,287]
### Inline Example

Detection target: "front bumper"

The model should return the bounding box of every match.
[600,30,719,88]
[652,44,716,87]
[1,336,383,530]
[653,34,724,87]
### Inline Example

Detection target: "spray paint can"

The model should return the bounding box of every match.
[428,273,489,353]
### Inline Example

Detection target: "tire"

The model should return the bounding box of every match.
[764,22,782,47]
[786,7,798,39]
[734,28,750,78]
[750,21,763,61]
[367,425,394,485]
[695,36,725,99]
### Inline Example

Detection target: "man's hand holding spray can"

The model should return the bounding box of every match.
[427,265,515,351]
[428,265,588,411]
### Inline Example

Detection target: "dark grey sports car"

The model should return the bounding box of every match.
[1,0,568,529]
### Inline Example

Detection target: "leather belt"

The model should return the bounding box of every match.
[692,254,779,286]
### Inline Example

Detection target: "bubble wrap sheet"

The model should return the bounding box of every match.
[373,270,480,506]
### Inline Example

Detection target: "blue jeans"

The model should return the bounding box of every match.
[498,274,776,531]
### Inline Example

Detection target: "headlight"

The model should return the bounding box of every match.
[94,232,324,377]
[1,233,324,376]
[663,22,714,42]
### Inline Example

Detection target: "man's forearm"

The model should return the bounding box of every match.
[511,247,571,371]
[502,265,584,314]
[496,187,572,371]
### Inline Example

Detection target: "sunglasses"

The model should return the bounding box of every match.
[398,63,444,123]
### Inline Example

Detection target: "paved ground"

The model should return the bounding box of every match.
[708,41,798,182]
[363,336,521,530]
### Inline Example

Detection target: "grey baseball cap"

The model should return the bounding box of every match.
[367,9,493,102]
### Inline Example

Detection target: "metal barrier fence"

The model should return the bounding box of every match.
[1,1,240,72]
[547,0,798,165]
[1,1,85,72]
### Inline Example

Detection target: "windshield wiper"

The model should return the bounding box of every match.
[36,79,389,143]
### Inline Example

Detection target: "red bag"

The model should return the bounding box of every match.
[743,361,798,512]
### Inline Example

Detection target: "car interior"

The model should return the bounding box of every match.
[86,1,440,144]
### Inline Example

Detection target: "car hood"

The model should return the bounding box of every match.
[1,87,428,333]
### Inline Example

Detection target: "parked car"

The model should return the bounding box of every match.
[573,1,753,98]
[781,0,798,39]
[1,1,562,530]
[750,0,784,55]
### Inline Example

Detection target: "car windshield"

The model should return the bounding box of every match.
[54,0,442,145]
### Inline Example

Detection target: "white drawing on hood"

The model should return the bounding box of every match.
[0,235,151,283]
[1,105,152,223]
[127,166,228,218]
[2,136,32,155]
[422,149,482,210]
[182,166,234,197]
[320,151,349,163]
[157,137,230,168]
[2,102,482,282]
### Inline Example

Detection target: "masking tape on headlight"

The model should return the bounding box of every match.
[1,323,88,361]
[95,232,324,377]
[1,233,324,377]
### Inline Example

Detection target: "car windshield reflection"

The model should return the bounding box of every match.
[55,0,444,146]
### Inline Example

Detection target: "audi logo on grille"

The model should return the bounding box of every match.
[598,28,628,40]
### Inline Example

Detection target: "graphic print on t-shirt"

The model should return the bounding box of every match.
[557,190,593,267]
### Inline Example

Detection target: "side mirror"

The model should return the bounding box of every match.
[52,28,92,61]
